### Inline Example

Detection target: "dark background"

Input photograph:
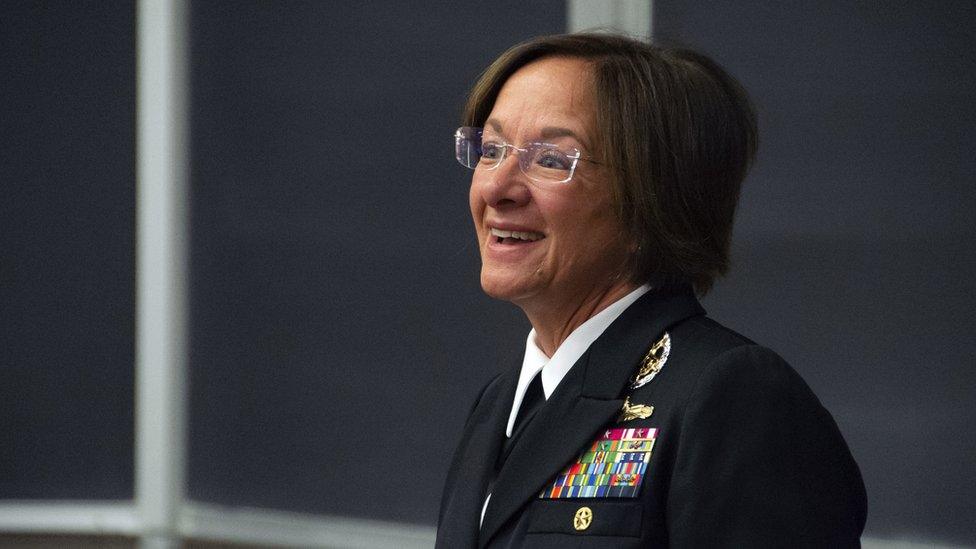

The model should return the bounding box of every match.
[0,1,136,500]
[1,1,973,545]
[186,0,562,523]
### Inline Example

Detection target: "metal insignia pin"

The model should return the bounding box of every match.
[618,396,654,422]
[630,332,671,389]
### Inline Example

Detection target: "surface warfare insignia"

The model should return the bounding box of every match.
[617,396,654,422]
[630,332,671,389]
[539,427,658,499]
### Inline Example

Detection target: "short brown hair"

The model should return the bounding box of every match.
[463,33,758,294]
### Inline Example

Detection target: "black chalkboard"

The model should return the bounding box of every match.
[0,2,136,499]
[187,2,563,524]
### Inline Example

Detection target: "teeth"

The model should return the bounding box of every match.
[490,227,543,241]
[513,231,542,241]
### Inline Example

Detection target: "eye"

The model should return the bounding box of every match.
[480,142,504,162]
[535,147,573,170]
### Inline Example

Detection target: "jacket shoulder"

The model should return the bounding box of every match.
[641,315,760,395]
[669,315,757,360]
[651,319,868,545]
[651,315,829,428]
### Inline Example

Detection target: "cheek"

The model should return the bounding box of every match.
[554,198,627,256]
[469,182,490,246]
[548,192,608,232]
[468,180,481,220]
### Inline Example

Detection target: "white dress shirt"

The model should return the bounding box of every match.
[481,283,652,526]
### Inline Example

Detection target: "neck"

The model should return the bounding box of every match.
[521,279,641,357]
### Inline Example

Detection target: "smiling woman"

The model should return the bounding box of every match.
[438,33,866,549]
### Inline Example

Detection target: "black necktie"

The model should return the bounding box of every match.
[499,372,546,468]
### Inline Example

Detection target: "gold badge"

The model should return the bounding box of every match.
[618,396,654,422]
[573,506,593,531]
[630,332,670,389]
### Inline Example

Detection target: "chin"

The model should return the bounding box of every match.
[479,274,514,301]
[479,270,535,303]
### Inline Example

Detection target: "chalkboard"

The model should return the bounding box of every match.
[0,2,136,499]
[187,2,563,524]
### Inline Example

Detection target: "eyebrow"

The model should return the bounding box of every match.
[484,118,592,151]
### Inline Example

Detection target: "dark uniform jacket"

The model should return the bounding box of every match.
[436,285,867,548]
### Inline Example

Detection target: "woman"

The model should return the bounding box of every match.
[438,33,866,548]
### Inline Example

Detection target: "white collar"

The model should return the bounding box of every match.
[505,284,652,437]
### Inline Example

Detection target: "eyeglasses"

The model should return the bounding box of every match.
[454,126,594,184]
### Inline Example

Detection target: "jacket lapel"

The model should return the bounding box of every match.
[436,368,517,548]
[478,362,621,547]
[478,286,704,547]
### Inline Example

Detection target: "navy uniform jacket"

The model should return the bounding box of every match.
[436,286,867,548]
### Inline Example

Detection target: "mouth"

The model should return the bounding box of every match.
[489,227,545,244]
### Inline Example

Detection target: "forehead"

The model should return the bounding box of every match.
[486,56,596,146]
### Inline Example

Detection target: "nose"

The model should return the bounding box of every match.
[473,150,532,209]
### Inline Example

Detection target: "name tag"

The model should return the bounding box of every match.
[539,427,657,499]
